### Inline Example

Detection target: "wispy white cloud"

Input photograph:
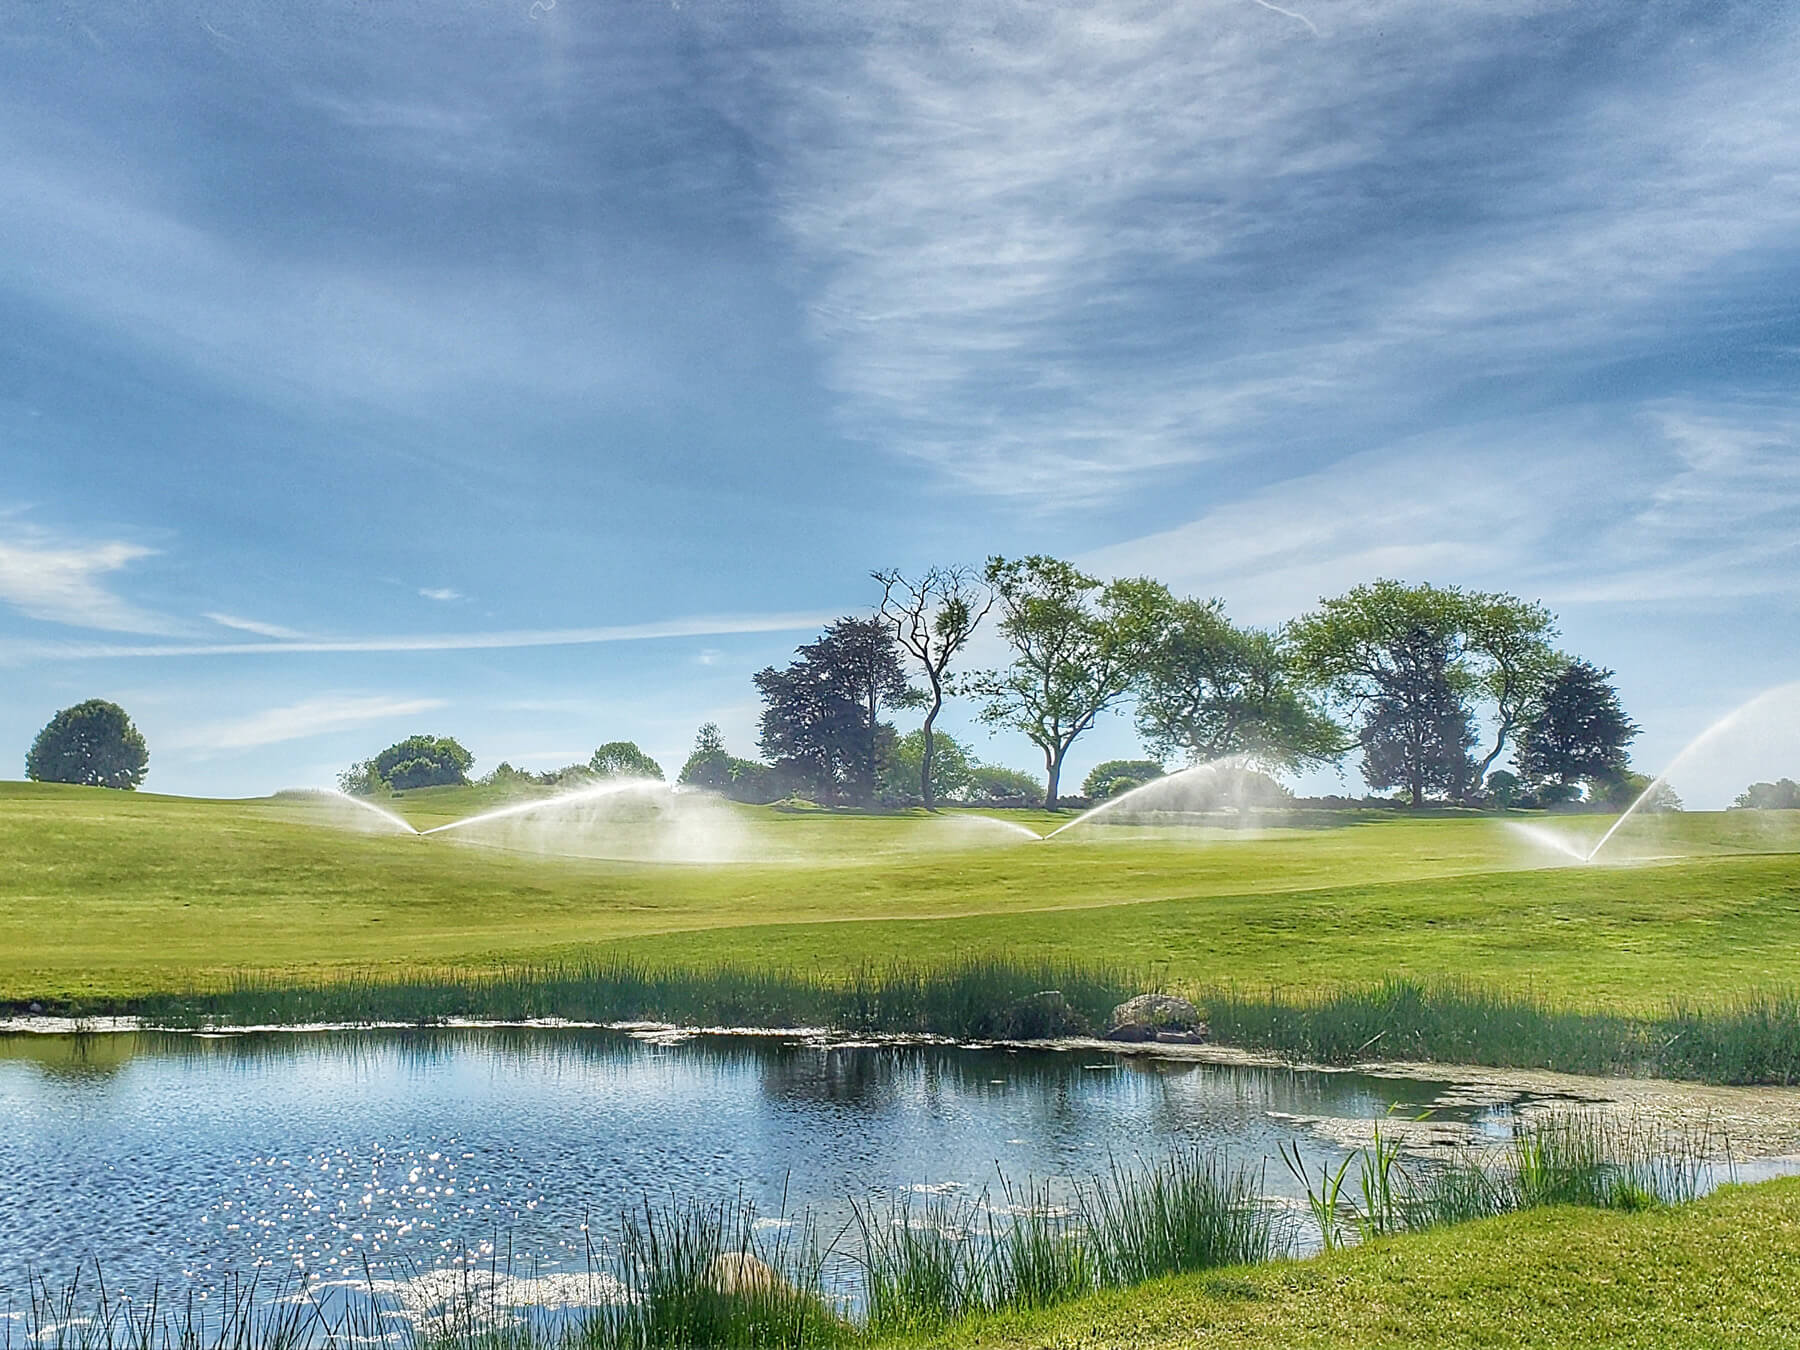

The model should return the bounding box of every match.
[0,531,174,634]
[169,694,448,752]
[0,148,655,430]
[715,1,1800,503]
[204,612,309,640]
[1084,402,1800,620]
[1,610,837,664]
[418,587,463,602]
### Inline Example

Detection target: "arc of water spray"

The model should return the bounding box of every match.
[1584,680,1800,863]
[1504,821,1590,863]
[1041,755,1254,840]
[309,789,419,834]
[420,778,677,836]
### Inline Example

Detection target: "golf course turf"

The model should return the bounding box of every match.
[2,780,1795,1013]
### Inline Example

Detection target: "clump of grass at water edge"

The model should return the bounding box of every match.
[121,958,1128,1043]
[1199,977,1800,1085]
[1283,1111,1710,1248]
[60,962,1800,1086]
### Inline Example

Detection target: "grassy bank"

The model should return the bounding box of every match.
[3,782,1798,1011]
[897,1176,1800,1349]
[70,961,1800,1086]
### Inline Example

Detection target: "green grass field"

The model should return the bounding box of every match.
[7,781,1800,1346]
[2,779,1796,1010]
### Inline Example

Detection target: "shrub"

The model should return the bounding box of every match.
[1082,760,1164,799]
[963,765,1044,808]
[1734,778,1800,810]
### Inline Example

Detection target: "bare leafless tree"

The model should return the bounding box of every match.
[872,565,994,808]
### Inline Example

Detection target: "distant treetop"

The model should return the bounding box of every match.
[25,699,149,790]
[365,735,474,791]
[590,741,664,780]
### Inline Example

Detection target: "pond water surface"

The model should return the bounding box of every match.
[0,1027,1777,1311]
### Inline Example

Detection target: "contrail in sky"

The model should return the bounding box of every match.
[0,612,837,663]
[1249,0,1319,36]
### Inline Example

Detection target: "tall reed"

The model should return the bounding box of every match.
[1077,1151,1272,1285]
[852,1151,1271,1333]
[54,964,1800,1086]
[1286,1111,1713,1245]
[124,958,1130,1044]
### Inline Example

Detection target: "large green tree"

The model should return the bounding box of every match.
[1135,594,1346,773]
[874,565,993,808]
[25,699,149,789]
[970,556,1165,809]
[678,722,733,791]
[1357,625,1480,804]
[1733,778,1800,810]
[1515,660,1637,790]
[678,722,790,804]
[1289,580,1556,803]
[755,617,911,805]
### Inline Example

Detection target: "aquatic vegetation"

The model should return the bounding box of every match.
[106,963,1800,1087]
[1197,978,1800,1085]
[854,1151,1271,1333]
[1076,1151,1273,1286]
[124,957,1134,1043]
[1283,1112,1710,1243]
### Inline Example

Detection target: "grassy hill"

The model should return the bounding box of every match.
[2,780,1796,1009]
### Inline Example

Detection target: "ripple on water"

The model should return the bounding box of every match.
[3,1027,1796,1311]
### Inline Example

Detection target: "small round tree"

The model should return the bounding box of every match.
[589,741,665,780]
[26,700,149,789]
[371,735,474,790]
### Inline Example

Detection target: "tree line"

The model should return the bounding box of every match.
[731,561,1651,812]
[16,562,1779,815]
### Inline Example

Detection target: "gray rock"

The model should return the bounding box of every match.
[1105,993,1206,1043]
[1103,1021,1155,1043]
[709,1252,787,1295]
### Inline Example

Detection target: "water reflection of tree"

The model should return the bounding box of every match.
[10,1029,1493,1144]
[0,1030,141,1078]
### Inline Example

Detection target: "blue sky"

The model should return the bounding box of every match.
[3,0,1797,806]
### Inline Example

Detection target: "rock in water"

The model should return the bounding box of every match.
[1105,993,1207,1043]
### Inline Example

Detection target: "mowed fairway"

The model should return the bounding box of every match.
[2,780,1797,1008]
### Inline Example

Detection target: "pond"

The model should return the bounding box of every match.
[0,1027,1784,1313]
